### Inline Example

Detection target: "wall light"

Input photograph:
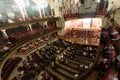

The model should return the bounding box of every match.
[97,0,100,3]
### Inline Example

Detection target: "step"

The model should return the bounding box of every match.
[64,57,84,65]
[66,62,79,69]
[55,61,79,74]
[56,67,75,79]
[46,67,70,80]
[64,57,93,71]
[73,55,92,65]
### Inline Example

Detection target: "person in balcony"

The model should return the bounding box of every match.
[3,45,10,52]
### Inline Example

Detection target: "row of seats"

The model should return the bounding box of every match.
[9,26,57,43]
[9,28,42,43]
[17,32,57,55]
[1,57,22,80]
[6,26,28,36]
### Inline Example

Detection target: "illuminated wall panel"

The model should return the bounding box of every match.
[65,18,102,33]
[92,18,102,28]
[82,18,92,28]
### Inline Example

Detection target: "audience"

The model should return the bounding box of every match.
[17,33,57,54]
[2,57,22,80]
[2,38,98,80]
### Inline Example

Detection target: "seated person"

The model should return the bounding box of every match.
[74,73,79,79]
[34,42,39,46]
[84,65,89,70]
[79,64,84,72]
[51,61,56,69]
[59,57,68,64]
[0,45,10,53]
[6,41,13,47]
[3,45,10,51]
[39,71,49,80]
[20,47,28,53]
[28,42,35,49]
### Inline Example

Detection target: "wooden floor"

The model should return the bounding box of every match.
[85,71,99,80]
[59,35,99,46]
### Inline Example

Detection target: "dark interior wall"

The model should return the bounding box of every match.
[99,0,108,11]
[6,26,28,36]
[0,31,3,38]
[31,23,43,30]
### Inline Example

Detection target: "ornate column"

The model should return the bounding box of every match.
[56,16,65,35]
[29,24,32,31]
[1,29,8,39]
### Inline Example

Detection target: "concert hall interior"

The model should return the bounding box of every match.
[0,0,120,80]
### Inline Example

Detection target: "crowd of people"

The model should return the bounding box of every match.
[97,27,120,80]
[16,40,64,80]
[14,39,97,80]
